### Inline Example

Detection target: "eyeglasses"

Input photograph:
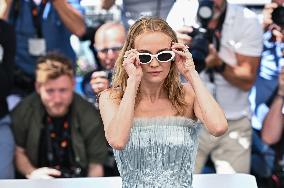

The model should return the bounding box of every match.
[96,46,122,54]
[138,50,175,64]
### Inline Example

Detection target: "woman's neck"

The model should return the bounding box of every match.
[139,82,167,103]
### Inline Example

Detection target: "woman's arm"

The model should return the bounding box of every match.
[99,49,142,150]
[172,43,227,137]
[99,78,139,149]
[184,70,228,137]
[99,77,140,150]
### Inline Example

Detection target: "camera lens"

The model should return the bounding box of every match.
[272,6,284,26]
[190,36,208,73]
[197,0,214,27]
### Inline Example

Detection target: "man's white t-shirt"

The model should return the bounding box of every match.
[167,0,263,120]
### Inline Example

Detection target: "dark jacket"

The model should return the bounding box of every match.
[0,19,16,118]
[11,92,108,169]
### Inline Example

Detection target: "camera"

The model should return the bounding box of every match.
[91,70,112,80]
[58,166,87,178]
[188,0,215,73]
[272,5,284,27]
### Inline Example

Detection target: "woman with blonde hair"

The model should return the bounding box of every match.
[99,17,228,187]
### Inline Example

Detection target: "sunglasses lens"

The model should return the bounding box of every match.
[157,52,173,62]
[139,54,152,64]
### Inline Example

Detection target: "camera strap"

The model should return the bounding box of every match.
[30,0,48,38]
[9,0,48,38]
[38,111,87,177]
[214,2,227,52]
[41,113,81,172]
[9,0,20,25]
[207,3,227,83]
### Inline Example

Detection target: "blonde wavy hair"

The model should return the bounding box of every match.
[111,17,187,115]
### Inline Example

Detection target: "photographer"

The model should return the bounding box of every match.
[167,0,263,173]
[1,0,86,101]
[81,22,126,177]
[261,67,284,188]
[11,53,108,179]
[0,19,16,179]
[249,0,284,186]
[81,22,126,107]
[101,0,175,30]
[250,0,284,132]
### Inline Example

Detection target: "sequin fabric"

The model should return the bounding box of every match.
[113,116,202,188]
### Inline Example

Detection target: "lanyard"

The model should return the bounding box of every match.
[45,115,70,165]
[207,3,227,83]
[9,0,20,25]
[30,0,48,38]
[9,0,48,38]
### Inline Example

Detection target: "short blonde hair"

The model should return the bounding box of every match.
[111,17,187,115]
[36,52,74,84]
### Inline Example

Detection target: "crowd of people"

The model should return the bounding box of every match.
[0,0,284,187]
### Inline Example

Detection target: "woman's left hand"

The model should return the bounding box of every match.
[171,42,196,77]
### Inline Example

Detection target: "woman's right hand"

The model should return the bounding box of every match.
[123,49,143,82]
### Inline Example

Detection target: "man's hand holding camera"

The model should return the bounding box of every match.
[26,167,61,179]
[263,1,284,42]
[90,71,110,94]
[205,44,222,68]
[175,26,194,45]
[204,44,227,73]
[263,2,279,29]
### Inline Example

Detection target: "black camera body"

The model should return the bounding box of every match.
[189,27,214,73]
[188,0,215,73]
[272,6,284,27]
[58,166,87,178]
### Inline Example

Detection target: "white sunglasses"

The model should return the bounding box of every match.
[138,50,175,64]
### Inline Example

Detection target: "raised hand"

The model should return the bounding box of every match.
[171,42,195,76]
[205,44,223,68]
[90,71,110,94]
[262,2,278,29]
[123,49,143,82]
[175,26,194,45]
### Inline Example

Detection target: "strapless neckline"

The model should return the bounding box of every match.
[133,116,201,128]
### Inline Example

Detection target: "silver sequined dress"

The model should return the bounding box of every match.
[113,116,202,188]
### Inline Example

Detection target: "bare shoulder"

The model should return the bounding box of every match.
[99,88,121,105]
